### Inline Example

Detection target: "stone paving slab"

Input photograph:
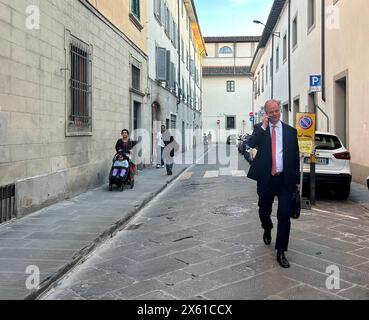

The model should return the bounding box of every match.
[0,161,190,299]
[18,148,369,300]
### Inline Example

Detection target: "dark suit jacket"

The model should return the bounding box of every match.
[247,122,300,193]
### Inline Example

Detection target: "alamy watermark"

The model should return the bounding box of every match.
[25,5,40,30]
[325,265,340,290]
[25,265,40,290]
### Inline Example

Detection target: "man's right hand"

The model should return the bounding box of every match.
[261,112,269,130]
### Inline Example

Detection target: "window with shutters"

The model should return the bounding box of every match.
[166,50,171,88]
[261,67,264,92]
[266,64,268,84]
[156,46,167,81]
[165,7,170,36]
[181,40,184,62]
[307,0,316,32]
[154,0,162,24]
[66,32,92,136]
[292,15,298,50]
[131,0,140,19]
[131,65,140,91]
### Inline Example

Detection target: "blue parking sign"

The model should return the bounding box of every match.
[310,75,321,87]
[310,75,321,92]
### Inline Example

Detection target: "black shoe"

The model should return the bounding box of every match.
[277,251,290,268]
[263,229,271,245]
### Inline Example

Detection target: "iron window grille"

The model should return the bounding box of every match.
[68,36,92,133]
[0,184,16,224]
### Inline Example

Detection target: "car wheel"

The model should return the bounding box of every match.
[336,184,350,200]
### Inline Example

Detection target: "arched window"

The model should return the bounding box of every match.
[219,46,233,54]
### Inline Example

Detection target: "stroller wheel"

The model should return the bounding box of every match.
[120,184,124,192]
[109,184,113,191]
[130,180,134,189]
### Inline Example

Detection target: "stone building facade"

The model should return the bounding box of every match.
[0,0,149,217]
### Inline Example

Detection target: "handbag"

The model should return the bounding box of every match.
[291,189,301,219]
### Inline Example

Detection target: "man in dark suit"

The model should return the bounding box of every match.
[247,100,300,268]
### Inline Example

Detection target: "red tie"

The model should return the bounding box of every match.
[271,125,277,176]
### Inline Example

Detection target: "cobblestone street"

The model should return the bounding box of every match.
[41,146,369,300]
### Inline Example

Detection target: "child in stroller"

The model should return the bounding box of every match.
[109,152,135,191]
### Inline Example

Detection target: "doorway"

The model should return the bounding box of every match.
[293,98,300,127]
[133,101,141,131]
[334,75,348,147]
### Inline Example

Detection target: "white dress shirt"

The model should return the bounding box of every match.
[156,132,165,147]
[269,121,283,173]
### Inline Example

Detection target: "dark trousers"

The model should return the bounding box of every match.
[257,174,293,251]
[165,159,173,173]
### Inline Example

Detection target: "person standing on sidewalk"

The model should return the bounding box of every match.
[156,125,166,168]
[247,99,300,268]
[162,128,178,176]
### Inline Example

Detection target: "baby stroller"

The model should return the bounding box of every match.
[109,151,135,191]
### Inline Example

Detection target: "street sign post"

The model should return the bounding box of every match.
[296,112,316,205]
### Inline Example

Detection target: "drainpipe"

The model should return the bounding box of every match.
[177,0,181,109]
[271,35,274,99]
[288,0,292,111]
[321,0,326,102]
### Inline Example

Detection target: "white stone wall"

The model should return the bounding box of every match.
[253,0,323,126]
[202,76,253,142]
[147,0,203,154]
[0,0,149,216]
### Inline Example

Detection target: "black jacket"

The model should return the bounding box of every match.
[247,122,300,193]
[115,139,137,154]
[162,130,177,158]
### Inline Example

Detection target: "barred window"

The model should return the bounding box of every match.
[70,42,91,127]
[66,33,92,136]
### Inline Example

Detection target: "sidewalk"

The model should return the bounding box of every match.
[0,146,205,300]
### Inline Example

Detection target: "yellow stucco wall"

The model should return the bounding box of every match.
[88,0,147,53]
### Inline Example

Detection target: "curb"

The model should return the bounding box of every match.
[26,166,188,300]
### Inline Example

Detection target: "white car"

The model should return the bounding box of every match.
[247,131,352,199]
[303,132,352,199]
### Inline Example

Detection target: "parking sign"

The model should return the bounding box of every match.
[310,75,321,92]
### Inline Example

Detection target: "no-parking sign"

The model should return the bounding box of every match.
[296,113,316,154]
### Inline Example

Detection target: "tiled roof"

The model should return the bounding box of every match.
[202,66,251,76]
[204,36,261,43]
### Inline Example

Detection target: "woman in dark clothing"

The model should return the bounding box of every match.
[115,129,137,154]
[115,129,137,175]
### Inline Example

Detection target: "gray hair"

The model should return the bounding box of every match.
[264,99,281,113]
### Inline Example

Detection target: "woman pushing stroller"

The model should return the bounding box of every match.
[109,129,137,191]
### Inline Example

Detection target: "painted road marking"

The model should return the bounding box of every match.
[180,172,193,180]
[232,170,247,177]
[203,170,246,178]
[204,171,219,178]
